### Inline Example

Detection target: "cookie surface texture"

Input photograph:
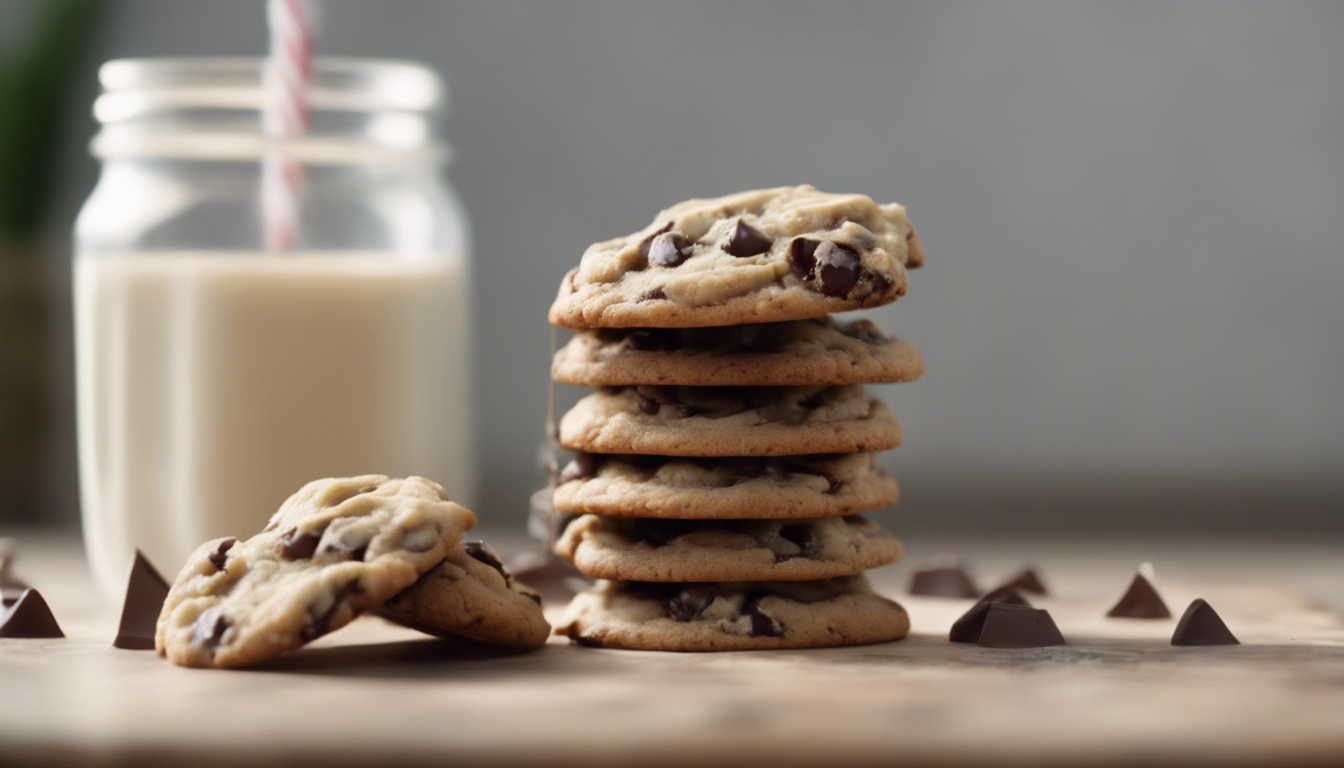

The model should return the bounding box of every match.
[558,384,901,457]
[155,475,475,668]
[549,185,923,329]
[378,542,551,649]
[552,318,924,387]
[553,452,898,519]
[555,515,902,583]
[557,576,910,651]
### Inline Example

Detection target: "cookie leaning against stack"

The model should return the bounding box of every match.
[548,185,923,651]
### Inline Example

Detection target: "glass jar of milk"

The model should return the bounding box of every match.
[74,58,472,598]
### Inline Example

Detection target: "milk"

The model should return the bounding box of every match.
[75,253,472,597]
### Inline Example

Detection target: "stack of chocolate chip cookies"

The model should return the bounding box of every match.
[547,185,924,651]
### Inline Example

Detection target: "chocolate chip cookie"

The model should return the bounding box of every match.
[555,514,902,583]
[155,475,475,668]
[557,576,910,651]
[377,542,551,649]
[553,452,898,519]
[558,384,902,457]
[549,185,923,329]
[551,317,925,387]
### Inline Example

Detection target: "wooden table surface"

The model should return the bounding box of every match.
[2,530,1342,767]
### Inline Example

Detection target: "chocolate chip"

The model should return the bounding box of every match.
[191,607,229,650]
[740,593,785,637]
[1106,572,1171,619]
[667,588,714,621]
[976,603,1065,648]
[949,589,1032,644]
[463,541,508,578]
[208,538,237,571]
[648,232,692,268]
[1171,599,1239,646]
[301,579,361,641]
[640,288,667,302]
[814,241,861,297]
[721,219,772,257]
[113,551,171,650]
[0,589,64,638]
[634,385,678,415]
[277,529,321,560]
[993,567,1048,596]
[777,524,821,560]
[788,237,820,276]
[636,222,675,269]
[909,561,980,598]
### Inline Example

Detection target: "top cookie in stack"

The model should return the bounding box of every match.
[548,185,924,652]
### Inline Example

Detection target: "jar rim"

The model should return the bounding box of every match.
[95,56,445,121]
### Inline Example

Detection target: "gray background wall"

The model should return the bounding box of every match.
[6,0,1342,533]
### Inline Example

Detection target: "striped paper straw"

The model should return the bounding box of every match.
[262,0,318,253]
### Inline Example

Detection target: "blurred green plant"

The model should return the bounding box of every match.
[0,0,101,249]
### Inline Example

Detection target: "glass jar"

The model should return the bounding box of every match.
[74,57,472,599]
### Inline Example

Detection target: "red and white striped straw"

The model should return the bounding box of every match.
[262,0,318,253]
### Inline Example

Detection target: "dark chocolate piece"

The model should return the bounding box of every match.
[814,241,861,297]
[909,561,980,598]
[639,287,667,302]
[994,567,1048,595]
[0,589,64,638]
[507,552,591,605]
[667,588,714,621]
[648,231,692,268]
[721,219,772,257]
[948,588,1032,644]
[1106,573,1171,619]
[741,592,784,637]
[278,529,321,560]
[113,550,171,650]
[192,607,229,650]
[976,603,1065,648]
[776,524,821,561]
[463,541,508,579]
[1171,599,1239,646]
[635,221,675,269]
[788,237,820,275]
[208,538,237,571]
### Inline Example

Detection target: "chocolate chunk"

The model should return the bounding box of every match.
[721,219,772,257]
[993,567,1048,595]
[278,529,321,560]
[559,452,599,483]
[113,551,171,650]
[1171,599,1239,646]
[667,588,714,621]
[909,560,980,598]
[507,552,591,605]
[788,237,820,276]
[191,607,229,650]
[635,221,675,269]
[639,288,667,302]
[0,589,64,638]
[949,589,1031,644]
[814,241,861,297]
[777,524,821,560]
[463,541,508,578]
[1106,572,1171,619]
[740,593,785,637]
[976,603,1065,648]
[634,385,678,415]
[301,579,361,641]
[208,538,237,571]
[648,231,692,268]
